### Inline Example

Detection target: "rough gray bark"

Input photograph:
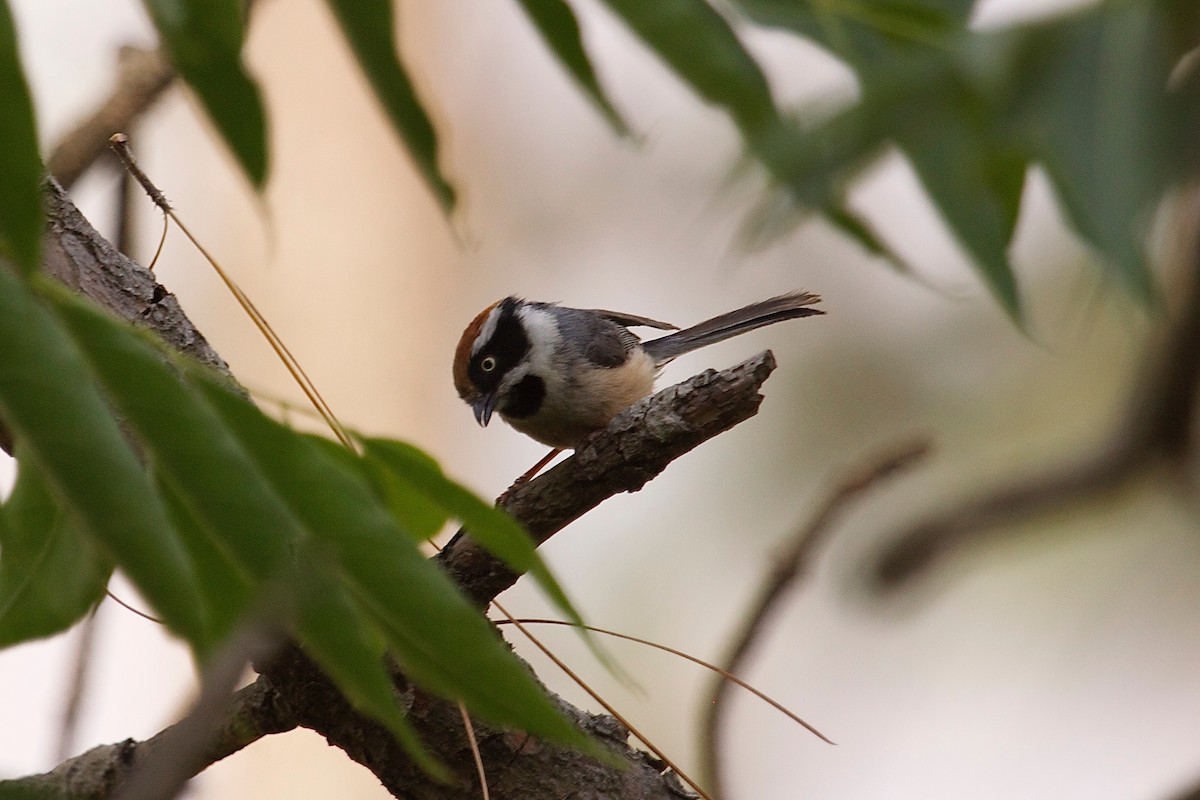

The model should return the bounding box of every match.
[439,351,777,606]
[2,182,779,798]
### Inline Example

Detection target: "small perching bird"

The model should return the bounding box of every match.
[453,292,824,450]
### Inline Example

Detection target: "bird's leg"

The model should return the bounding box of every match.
[496,448,562,506]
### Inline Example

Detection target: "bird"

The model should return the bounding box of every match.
[453,292,824,458]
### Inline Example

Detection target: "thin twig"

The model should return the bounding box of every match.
[109,133,355,451]
[700,437,931,797]
[56,607,102,761]
[496,604,713,800]
[47,47,174,190]
[458,701,490,800]
[493,618,831,743]
[114,621,284,800]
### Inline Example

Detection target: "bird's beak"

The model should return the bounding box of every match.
[472,392,497,428]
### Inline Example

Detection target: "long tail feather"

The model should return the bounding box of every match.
[642,291,823,362]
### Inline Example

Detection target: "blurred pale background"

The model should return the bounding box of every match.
[3,0,1199,798]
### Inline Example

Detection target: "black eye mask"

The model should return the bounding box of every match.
[468,301,530,392]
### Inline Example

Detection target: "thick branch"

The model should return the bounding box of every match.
[1,678,294,800]
[254,643,693,800]
[439,350,778,606]
[41,177,229,374]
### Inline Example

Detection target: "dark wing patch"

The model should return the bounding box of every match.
[553,305,642,368]
[584,325,639,367]
[590,309,679,331]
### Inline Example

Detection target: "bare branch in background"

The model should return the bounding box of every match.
[55,608,103,762]
[870,206,1200,591]
[700,438,931,797]
[7,669,295,800]
[113,622,283,800]
[46,47,174,190]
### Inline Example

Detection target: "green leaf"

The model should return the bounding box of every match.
[361,438,585,626]
[311,434,449,542]
[824,204,918,275]
[0,1,42,274]
[323,0,455,210]
[360,437,631,685]
[599,0,779,136]
[516,0,629,135]
[1011,3,1178,303]
[189,379,591,750]
[46,288,301,579]
[0,273,207,645]
[156,471,256,641]
[894,89,1027,319]
[732,0,972,66]
[741,2,1199,311]
[293,564,448,779]
[141,0,268,186]
[751,81,1025,316]
[46,289,472,770]
[0,454,112,647]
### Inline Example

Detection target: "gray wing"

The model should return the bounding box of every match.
[553,306,643,367]
[589,309,679,331]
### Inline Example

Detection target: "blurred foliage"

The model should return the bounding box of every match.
[0,273,596,769]
[0,0,1195,777]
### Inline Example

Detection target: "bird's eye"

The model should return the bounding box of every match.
[480,356,497,373]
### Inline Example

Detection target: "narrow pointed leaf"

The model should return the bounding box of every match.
[46,291,453,770]
[599,0,779,136]
[294,565,448,778]
[898,112,1026,320]
[1012,4,1176,303]
[0,1,42,274]
[749,37,1028,317]
[0,274,206,644]
[0,454,112,646]
[516,0,629,135]
[156,471,256,641]
[141,0,267,185]
[362,438,585,631]
[190,377,591,749]
[310,435,449,542]
[355,437,626,684]
[47,288,302,578]
[823,205,917,275]
[323,0,455,210]
[731,0,972,66]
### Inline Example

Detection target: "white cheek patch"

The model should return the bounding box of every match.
[498,361,529,397]
[471,305,504,357]
[516,305,561,384]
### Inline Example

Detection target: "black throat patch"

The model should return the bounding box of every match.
[500,374,545,419]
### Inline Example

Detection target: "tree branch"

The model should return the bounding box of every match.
[439,349,779,606]
[1,676,294,800]
[9,181,782,798]
[699,438,930,797]
[46,47,174,191]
